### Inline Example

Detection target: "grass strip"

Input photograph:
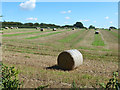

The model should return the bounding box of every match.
[92,34,105,46]
[78,46,111,51]
[26,30,69,39]
[110,31,120,38]
[59,30,84,43]
[3,31,42,37]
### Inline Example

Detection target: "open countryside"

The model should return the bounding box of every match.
[1,1,119,89]
[2,27,118,88]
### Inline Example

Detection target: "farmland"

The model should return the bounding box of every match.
[2,28,118,88]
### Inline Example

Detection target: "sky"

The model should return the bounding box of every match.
[1,1,118,28]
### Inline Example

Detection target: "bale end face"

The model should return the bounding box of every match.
[57,52,74,70]
[109,28,112,31]
[57,49,83,70]
[95,31,99,34]
[40,29,44,31]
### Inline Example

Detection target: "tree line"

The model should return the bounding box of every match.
[1,21,117,29]
[2,21,87,29]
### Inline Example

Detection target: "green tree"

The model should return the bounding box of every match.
[109,26,117,29]
[73,22,84,28]
[34,23,39,26]
[89,25,95,29]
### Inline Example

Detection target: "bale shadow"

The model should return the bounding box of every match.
[46,65,71,71]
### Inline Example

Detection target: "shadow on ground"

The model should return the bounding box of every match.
[46,65,71,71]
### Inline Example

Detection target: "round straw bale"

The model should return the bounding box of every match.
[109,28,112,31]
[72,28,75,30]
[10,27,13,29]
[57,49,83,70]
[95,31,99,34]
[5,27,9,29]
[53,28,56,31]
[40,28,44,31]
[36,27,40,29]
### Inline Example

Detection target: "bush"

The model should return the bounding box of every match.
[1,64,49,89]
[1,64,23,89]
[99,71,120,89]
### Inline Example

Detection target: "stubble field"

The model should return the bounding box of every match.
[2,28,118,88]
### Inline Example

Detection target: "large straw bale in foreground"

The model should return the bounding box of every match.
[57,49,83,70]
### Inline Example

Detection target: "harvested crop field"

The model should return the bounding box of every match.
[2,28,118,88]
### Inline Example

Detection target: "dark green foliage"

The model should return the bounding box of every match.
[99,71,120,89]
[109,26,117,29]
[34,23,39,26]
[71,81,80,90]
[92,34,105,46]
[1,64,48,89]
[1,64,23,89]
[89,25,95,29]
[2,21,23,28]
[73,22,84,28]
[71,81,77,89]
[84,27,88,30]
[62,25,74,28]
[24,23,34,27]
[2,21,61,28]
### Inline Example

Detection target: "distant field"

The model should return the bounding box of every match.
[2,28,118,88]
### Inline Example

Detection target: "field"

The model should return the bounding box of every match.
[2,28,118,88]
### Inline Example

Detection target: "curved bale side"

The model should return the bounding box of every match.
[5,27,9,29]
[10,27,14,29]
[53,28,56,31]
[57,49,83,70]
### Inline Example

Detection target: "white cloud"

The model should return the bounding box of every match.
[105,16,109,19]
[68,10,71,13]
[80,19,89,22]
[93,21,96,23]
[61,10,72,14]
[26,17,38,21]
[110,21,113,23]
[65,17,70,19]
[19,0,36,10]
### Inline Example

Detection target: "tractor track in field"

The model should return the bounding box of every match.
[3,29,68,40]
[4,30,39,35]
[100,30,118,51]
[99,30,108,49]
[75,30,94,48]
[111,30,118,33]
[70,30,88,47]
[30,29,80,43]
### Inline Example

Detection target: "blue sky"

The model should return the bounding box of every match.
[2,1,118,28]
